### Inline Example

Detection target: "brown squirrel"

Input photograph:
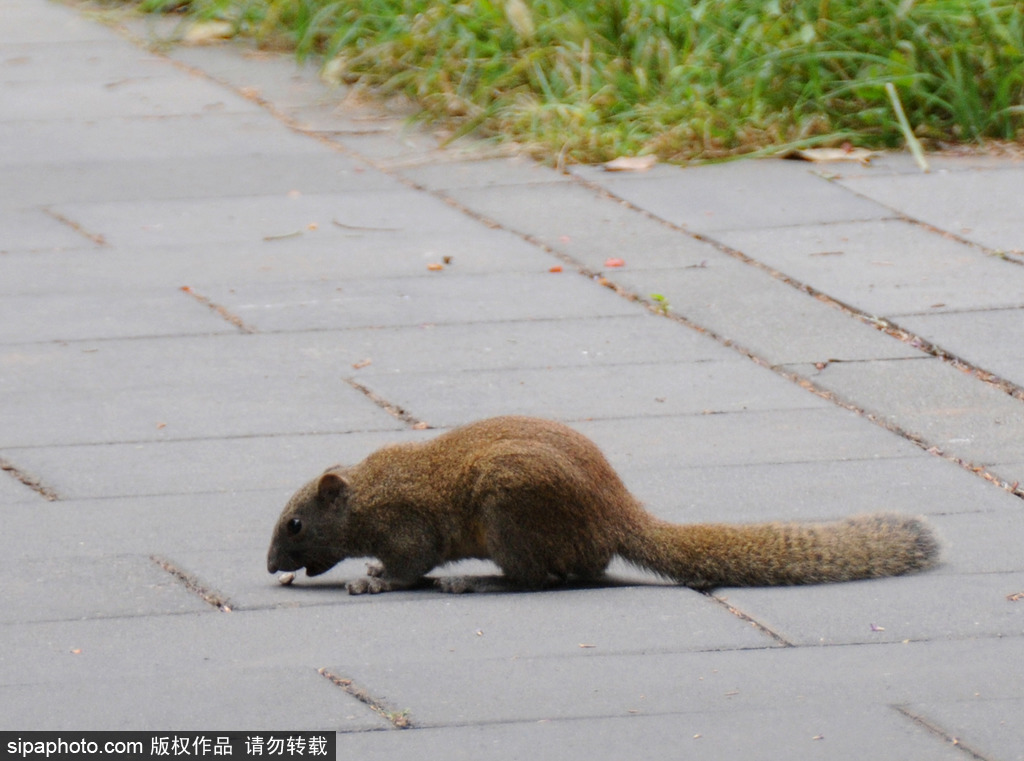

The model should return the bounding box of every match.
[267,416,939,594]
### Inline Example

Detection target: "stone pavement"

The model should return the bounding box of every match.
[2,0,1024,757]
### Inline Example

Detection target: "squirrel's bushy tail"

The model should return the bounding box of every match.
[618,513,939,588]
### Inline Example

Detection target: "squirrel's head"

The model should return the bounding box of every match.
[267,468,351,577]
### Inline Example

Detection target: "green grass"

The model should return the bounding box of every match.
[132,0,1024,162]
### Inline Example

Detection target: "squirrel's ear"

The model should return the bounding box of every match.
[317,472,349,502]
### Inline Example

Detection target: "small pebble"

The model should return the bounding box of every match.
[279,572,296,586]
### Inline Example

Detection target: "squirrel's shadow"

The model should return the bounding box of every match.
[274,572,674,595]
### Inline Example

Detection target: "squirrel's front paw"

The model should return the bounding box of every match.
[346,575,390,595]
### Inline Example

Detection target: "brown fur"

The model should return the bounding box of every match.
[266,416,939,594]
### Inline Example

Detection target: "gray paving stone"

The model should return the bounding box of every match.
[0,229,553,297]
[334,637,1024,726]
[928,508,1024,575]
[0,289,235,343]
[895,307,1024,386]
[575,159,896,233]
[0,207,97,253]
[1,554,211,623]
[353,358,828,429]
[1,39,181,84]
[616,453,1012,525]
[334,314,740,373]
[0,591,770,689]
[0,467,39,503]
[0,153,394,207]
[1,491,282,563]
[333,706,966,761]
[784,357,1024,466]
[0,111,323,166]
[576,409,925,471]
[609,258,925,365]
[0,333,399,447]
[996,461,1024,483]
[717,570,1024,646]
[1,68,260,121]
[837,166,1024,254]
[0,0,114,44]
[439,179,727,273]
[204,271,640,332]
[46,185,468,248]
[2,429,426,499]
[400,156,571,190]
[903,699,1024,761]
[0,665,387,731]
[714,217,1023,316]
[157,38,330,107]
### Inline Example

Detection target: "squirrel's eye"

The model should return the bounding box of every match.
[287,518,302,536]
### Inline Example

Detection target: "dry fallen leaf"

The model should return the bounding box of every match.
[604,257,625,268]
[794,147,873,164]
[352,358,372,370]
[427,263,445,271]
[183,20,235,44]
[603,155,657,172]
[549,265,563,273]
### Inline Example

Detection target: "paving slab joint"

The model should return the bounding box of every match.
[828,174,1024,263]
[42,207,108,247]
[179,286,257,334]
[892,705,994,761]
[343,378,430,430]
[705,592,795,647]
[150,554,234,612]
[318,668,413,729]
[775,363,1024,503]
[0,457,61,501]
[866,314,1024,406]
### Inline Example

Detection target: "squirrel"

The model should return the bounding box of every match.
[267,416,939,594]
